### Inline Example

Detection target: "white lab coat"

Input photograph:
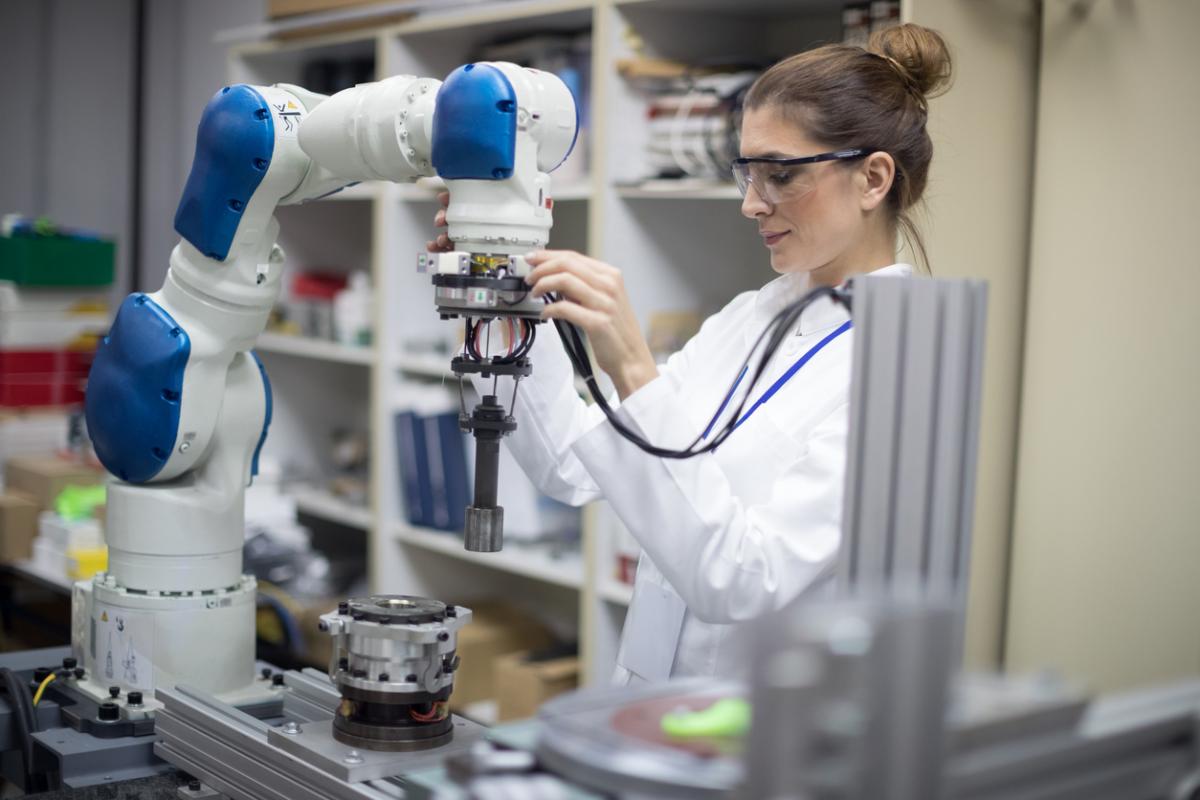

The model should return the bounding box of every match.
[476,263,913,684]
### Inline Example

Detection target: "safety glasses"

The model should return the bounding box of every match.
[731,148,870,206]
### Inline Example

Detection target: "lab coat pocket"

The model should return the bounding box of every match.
[616,574,688,683]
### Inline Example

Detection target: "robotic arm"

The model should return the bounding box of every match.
[75,64,576,703]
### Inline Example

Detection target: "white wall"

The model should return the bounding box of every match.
[139,0,266,291]
[1006,0,1200,692]
[0,0,135,295]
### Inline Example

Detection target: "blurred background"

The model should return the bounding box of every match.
[0,0,1195,722]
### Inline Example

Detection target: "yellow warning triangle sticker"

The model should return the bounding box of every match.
[101,611,108,621]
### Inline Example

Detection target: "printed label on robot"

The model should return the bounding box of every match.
[271,99,304,139]
[95,604,157,692]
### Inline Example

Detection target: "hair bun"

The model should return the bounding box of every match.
[868,23,953,99]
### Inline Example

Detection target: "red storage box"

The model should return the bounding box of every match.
[0,375,86,407]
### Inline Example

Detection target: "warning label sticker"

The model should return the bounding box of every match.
[272,100,304,138]
[95,605,155,692]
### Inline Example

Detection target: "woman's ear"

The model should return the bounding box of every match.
[860,151,896,212]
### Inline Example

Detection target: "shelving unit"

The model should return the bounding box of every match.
[225,0,1033,683]
[257,332,375,365]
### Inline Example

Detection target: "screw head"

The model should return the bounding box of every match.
[317,620,328,632]
[73,667,85,679]
[437,632,449,641]
[272,673,285,687]
[62,656,78,670]
[108,686,120,699]
[188,779,202,791]
[127,691,143,706]
[344,750,364,765]
[281,721,301,735]
[261,667,272,680]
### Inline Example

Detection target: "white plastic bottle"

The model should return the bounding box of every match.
[333,271,373,347]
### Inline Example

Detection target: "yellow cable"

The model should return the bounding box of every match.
[32,672,56,706]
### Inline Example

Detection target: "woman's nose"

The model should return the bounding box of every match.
[740,182,771,218]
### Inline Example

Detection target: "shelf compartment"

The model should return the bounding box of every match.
[395,523,583,591]
[256,333,375,365]
[292,485,374,530]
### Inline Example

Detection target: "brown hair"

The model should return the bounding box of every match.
[744,24,953,270]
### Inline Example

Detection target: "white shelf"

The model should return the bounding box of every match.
[598,579,633,606]
[392,0,593,35]
[615,180,742,200]
[395,353,458,381]
[395,523,584,591]
[257,333,375,365]
[292,486,374,530]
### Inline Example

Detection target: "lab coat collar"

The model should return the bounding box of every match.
[750,262,913,342]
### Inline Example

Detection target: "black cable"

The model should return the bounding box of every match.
[1,667,42,792]
[546,284,849,459]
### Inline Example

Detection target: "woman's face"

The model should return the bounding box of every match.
[738,106,868,278]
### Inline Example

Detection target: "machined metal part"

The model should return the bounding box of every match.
[154,678,487,800]
[450,355,532,379]
[838,276,988,661]
[427,255,543,319]
[460,394,514,552]
[321,597,471,753]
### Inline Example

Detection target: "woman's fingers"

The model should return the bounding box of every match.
[425,232,452,252]
[437,191,449,209]
[530,272,615,313]
[526,251,618,292]
[541,299,607,330]
[434,208,447,228]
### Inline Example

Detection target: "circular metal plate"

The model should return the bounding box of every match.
[333,713,454,753]
[346,595,446,625]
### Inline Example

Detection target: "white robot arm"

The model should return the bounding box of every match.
[76,64,576,703]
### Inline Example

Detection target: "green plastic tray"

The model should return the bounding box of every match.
[0,235,115,287]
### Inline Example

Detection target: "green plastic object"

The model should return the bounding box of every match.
[660,698,752,739]
[55,485,106,522]
[0,235,115,287]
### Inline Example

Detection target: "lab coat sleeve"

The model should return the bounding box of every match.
[570,375,846,624]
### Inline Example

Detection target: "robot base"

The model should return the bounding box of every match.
[71,573,277,710]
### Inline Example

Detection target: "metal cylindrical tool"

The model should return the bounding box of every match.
[463,394,514,552]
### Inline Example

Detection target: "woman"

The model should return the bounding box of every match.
[430,24,953,684]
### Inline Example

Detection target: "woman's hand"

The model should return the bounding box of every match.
[426,191,452,253]
[526,250,659,400]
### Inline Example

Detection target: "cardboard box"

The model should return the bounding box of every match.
[0,490,39,561]
[496,651,579,722]
[450,602,555,709]
[4,455,104,511]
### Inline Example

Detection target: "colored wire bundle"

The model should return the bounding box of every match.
[464,317,537,364]
[548,284,850,459]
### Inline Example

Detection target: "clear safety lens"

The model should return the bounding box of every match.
[732,161,821,206]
